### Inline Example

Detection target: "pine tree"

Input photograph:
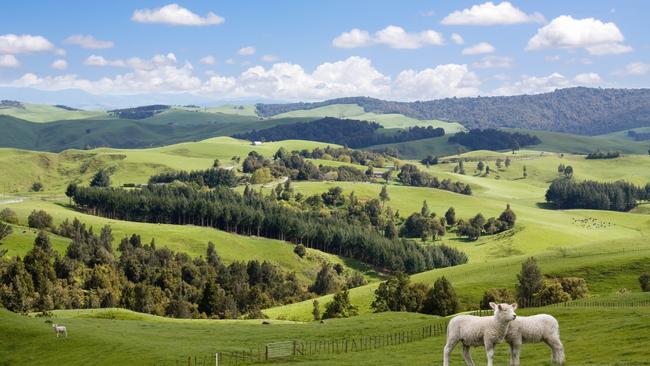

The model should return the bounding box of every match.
[445,207,456,226]
[0,221,12,257]
[422,276,459,316]
[505,157,511,168]
[477,161,485,173]
[516,257,542,306]
[322,289,358,319]
[90,170,111,188]
[312,300,321,320]
[379,185,390,206]
[421,200,430,216]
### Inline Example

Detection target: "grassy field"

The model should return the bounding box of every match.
[0,103,108,122]
[2,298,649,366]
[272,103,466,133]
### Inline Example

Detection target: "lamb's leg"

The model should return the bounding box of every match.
[462,345,475,366]
[509,342,521,366]
[443,339,458,366]
[548,338,564,364]
[484,341,495,366]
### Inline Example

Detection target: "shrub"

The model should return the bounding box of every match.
[535,279,571,306]
[27,210,53,229]
[293,244,306,258]
[0,208,18,224]
[31,182,43,192]
[560,277,589,299]
[480,288,516,309]
[322,289,358,319]
[640,274,650,292]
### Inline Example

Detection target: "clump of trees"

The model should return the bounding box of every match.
[0,223,309,318]
[454,205,517,241]
[586,150,620,159]
[398,164,472,195]
[322,289,358,319]
[67,184,468,274]
[298,146,393,167]
[545,179,649,211]
[308,264,367,296]
[448,129,541,151]
[421,155,439,166]
[90,170,111,188]
[515,257,589,307]
[371,273,459,316]
[233,117,445,148]
[27,210,53,230]
[149,167,238,188]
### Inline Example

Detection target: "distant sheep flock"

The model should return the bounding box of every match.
[443,302,564,365]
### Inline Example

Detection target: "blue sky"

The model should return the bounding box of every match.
[0,1,648,105]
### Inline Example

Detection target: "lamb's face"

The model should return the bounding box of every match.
[489,302,518,322]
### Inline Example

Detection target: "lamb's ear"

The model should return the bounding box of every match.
[498,304,503,311]
[512,303,518,310]
[489,302,497,310]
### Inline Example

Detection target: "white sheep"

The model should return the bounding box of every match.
[506,314,564,365]
[443,302,518,366]
[52,324,67,338]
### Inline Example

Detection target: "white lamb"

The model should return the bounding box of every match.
[52,324,67,338]
[443,302,517,366]
[506,314,564,365]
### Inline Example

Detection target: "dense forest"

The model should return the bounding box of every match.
[448,129,541,151]
[256,88,650,135]
[233,117,445,148]
[545,179,650,211]
[108,105,170,119]
[149,167,239,187]
[0,219,310,318]
[66,184,467,273]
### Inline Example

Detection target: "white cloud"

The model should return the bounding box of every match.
[0,34,54,54]
[64,35,114,49]
[332,26,444,49]
[614,62,650,76]
[493,72,603,95]
[51,59,68,70]
[451,33,464,45]
[442,2,544,26]
[261,54,279,62]
[472,55,512,68]
[225,58,235,65]
[573,72,601,84]
[199,55,216,65]
[393,64,480,100]
[462,42,495,55]
[0,54,20,68]
[544,55,561,62]
[132,3,224,26]
[420,10,435,17]
[238,46,256,56]
[527,15,632,55]
[84,53,178,70]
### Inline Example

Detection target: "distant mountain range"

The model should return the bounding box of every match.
[257,87,650,135]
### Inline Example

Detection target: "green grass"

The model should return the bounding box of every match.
[0,103,108,122]
[2,301,649,366]
[204,104,259,117]
[272,103,466,133]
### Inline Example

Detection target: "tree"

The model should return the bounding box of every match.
[557,164,565,175]
[379,185,390,206]
[563,165,573,178]
[640,274,650,292]
[422,277,459,316]
[322,289,358,319]
[477,161,485,173]
[516,257,542,306]
[505,157,511,168]
[445,207,456,226]
[31,182,43,192]
[421,201,430,216]
[90,170,111,187]
[212,159,220,168]
[309,265,341,295]
[27,210,52,229]
[371,273,415,312]
[480,288,515,309]
[312,300,321,320]
[381,170,393,183]
[384,220,398,239]
[498,204,517,229]
[0,208,18,224]
[293,244,306,258]
[496,158,503,170]
[250,168,273,184]
[0,221,12,257]
[522,165,528,178]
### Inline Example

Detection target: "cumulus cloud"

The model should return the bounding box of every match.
[393,64,480,100]
[544,55,561,62]
[238,46,256,56]
[527,15,632,55]
[493,72,602,95]
[441,2,544,26]
[51,59,68,70]
[0,34,54,54]
[261,54,279,62]
[199,55,216,65]
[472,55,512,68]
[0,54,20,68]
[462,42,495,55]
[614,62,650,76]
[333,26,444,49]
[132,3,224,26]
[64,35,114,49]
[451,33,464,45]
[84,53,178,70]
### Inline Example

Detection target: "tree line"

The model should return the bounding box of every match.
[66,184,467,273]
[233,117,445,148]
[149,167,238,187]
[0,219,310,318]
[448,129,541,151]
[545,178,650,211]
[585,150,620,159]
[398,164,472,195]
